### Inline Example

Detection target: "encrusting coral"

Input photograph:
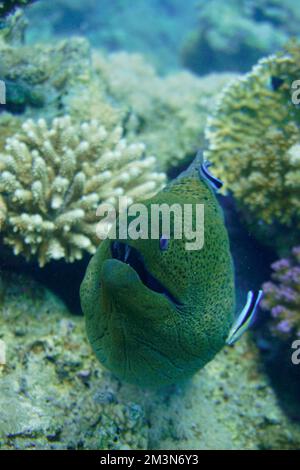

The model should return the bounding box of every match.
[261,247,300,340]
[0,116,166,266]
[205,43,300,252]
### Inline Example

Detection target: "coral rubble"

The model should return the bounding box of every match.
[0,116,165,266]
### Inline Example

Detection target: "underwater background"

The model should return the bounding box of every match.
[0,0,300,449]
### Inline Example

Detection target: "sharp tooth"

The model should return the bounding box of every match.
[124,244,130,263]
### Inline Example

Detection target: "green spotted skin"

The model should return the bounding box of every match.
[80,170,235,387]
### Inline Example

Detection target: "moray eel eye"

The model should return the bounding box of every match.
[159,235,169,251]
[111,241,182,306]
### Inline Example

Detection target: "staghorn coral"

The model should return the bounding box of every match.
[93,51,236,172]
[205,44,300,253]
[0,116,166,266]
[261,247,300,340]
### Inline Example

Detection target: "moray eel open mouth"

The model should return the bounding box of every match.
[111,241,182,306]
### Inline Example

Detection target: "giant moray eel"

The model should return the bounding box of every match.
[80,152,262,387]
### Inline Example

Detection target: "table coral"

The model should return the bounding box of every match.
[262,247,300,340]
[0,116,165,266]
[205,43,300,252]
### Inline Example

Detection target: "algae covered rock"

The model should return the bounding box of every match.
[1,272,300,449]
[0,272,148,450]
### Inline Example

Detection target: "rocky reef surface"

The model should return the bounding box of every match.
[1,272,299,450]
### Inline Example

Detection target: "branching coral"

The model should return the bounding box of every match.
[261,247,300,340]
[205,44,300,252]
[93,51,236,172]
[0,116,166,266]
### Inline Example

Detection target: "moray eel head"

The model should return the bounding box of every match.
[80,174,236,387]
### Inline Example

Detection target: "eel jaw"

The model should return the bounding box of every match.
[110,241,182,307]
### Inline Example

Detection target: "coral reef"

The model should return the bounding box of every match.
[26,0,196,73]
[204,44,300,253]
[0,17,92,117]
[0,14,237,175]
[94,51,236,171]
[63,74,121,130]
[262,247,300,340]
[181,0,299,75]
[0,0,35,19]
[1,271,300,449]
[0,116,165,266]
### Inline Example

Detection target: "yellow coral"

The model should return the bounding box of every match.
[0,116,166,266]
[205,46,300,240]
